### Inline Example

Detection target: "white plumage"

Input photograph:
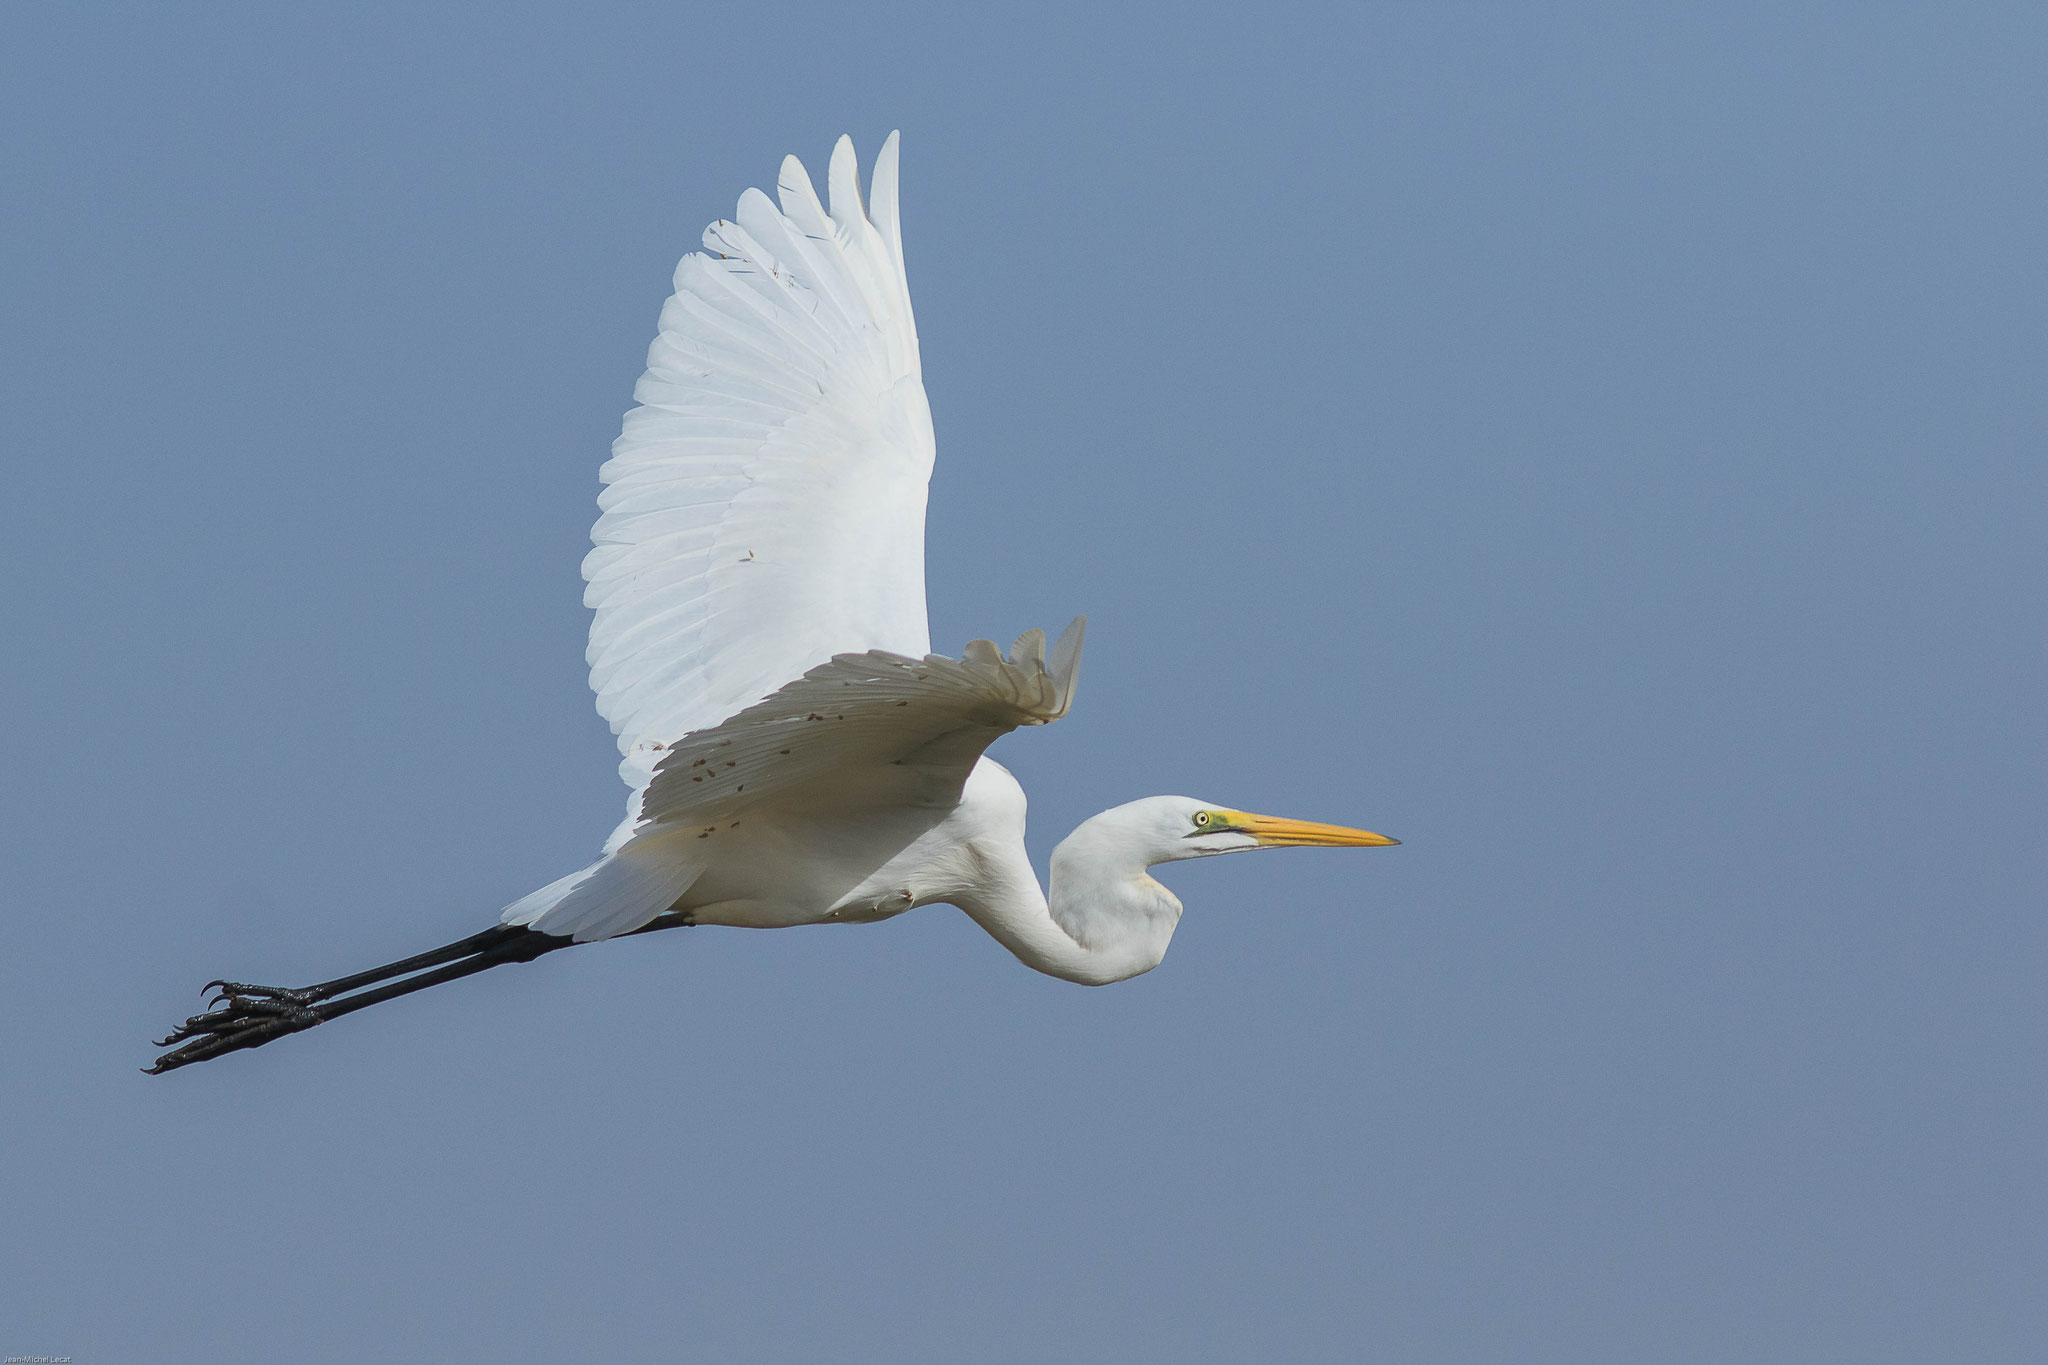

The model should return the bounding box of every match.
[146,132,1401,1076]
[493,133,1398,958]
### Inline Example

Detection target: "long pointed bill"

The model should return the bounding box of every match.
[1222,811,1400,847]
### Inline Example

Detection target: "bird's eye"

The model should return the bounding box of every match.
[1193,811,1211,828]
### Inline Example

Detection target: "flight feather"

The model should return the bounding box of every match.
[584,132,934,817]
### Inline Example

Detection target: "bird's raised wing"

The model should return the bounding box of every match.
[587,132,934,805]
[639,617,1086,832]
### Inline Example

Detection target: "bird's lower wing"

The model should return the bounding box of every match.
[639,616,1084,829]
[502,619,1083,941]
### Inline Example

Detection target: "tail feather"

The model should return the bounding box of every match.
[501,840,706,942]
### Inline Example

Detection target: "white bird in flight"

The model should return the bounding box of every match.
[150,133,1397,1073]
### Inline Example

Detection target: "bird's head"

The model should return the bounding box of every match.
[1041,794,1401,983]
[1101,795,1399,866]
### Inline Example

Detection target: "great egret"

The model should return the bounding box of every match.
[148,133,1397,1074]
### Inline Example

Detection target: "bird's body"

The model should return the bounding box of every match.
[652,758,1183,986]
[148,133,1396,1072]
[627,757,1025,935]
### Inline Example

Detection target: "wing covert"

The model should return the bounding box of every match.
[637,618,1086,832]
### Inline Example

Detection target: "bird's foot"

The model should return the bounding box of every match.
[145,922,611,1074]
[147,982,330,1074]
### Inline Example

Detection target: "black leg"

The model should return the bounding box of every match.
[146,913,692,1074]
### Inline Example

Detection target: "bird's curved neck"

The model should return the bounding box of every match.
[954,812,1183,986]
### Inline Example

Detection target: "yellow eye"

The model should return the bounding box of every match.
[1193,811,1211,828]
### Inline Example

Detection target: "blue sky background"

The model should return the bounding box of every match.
[2,4,2041,1361]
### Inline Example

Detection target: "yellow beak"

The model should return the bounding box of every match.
[1222,811,1400,847]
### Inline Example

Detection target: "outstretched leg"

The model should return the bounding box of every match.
[147,913,691,1074]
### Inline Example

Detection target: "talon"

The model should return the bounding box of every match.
[146,1005,326,1074]
[151,983,329,1070]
